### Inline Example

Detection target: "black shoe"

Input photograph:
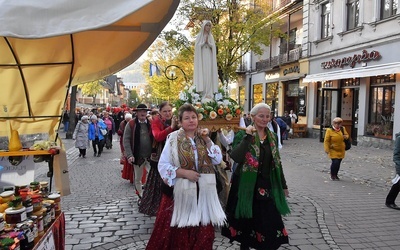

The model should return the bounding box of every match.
[97,153,101,157]
[94,153,97,157]
[82,155,86,158]
[78,154,81,157]
[386,203,400,210]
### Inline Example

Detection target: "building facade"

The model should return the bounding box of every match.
[241,0,400,147]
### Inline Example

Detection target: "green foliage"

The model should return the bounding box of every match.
[128,90,141,108]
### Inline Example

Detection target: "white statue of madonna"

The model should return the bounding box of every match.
[193,20,219,101]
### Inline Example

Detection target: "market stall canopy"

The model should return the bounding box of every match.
[0,0,179,142]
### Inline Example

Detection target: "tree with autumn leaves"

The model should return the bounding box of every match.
[144,0,283,104]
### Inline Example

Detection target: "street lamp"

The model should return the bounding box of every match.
[164,65,188,84]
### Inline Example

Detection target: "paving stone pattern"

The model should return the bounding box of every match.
[34,132,400,250]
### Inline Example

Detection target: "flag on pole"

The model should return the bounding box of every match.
[149,63,161,77]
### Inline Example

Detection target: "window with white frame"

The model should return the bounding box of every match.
[321,2,332,38]
[380,0,398,19]
[347,0,360,30]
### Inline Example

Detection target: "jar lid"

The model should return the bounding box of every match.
[0,191,15,198]
[5,207,26,214]
[48,193,60,199]
[39,182,48,187]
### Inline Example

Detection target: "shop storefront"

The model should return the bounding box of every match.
[246,62,308,119]
[304,47,400,148]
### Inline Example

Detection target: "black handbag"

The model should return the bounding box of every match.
[341,127,351,150]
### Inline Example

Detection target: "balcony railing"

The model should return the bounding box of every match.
[255,47,302,72]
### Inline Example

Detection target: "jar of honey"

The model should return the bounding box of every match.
[0,191,15,203]
[31,194,43,212]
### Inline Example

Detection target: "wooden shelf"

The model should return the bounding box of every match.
[0,150,52,157]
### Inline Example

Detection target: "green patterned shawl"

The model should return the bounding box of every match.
[233,129,290,218]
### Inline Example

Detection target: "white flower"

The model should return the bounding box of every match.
[223,99,231,106]
[179,91,188,101]
[217,101,224,106]
[215,93,223,101]
[192,93,200,102]
[188,85,195,93]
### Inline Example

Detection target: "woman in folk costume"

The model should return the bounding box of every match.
[139,102,178,216]
[146,104,225,250]
[222,103,290,250]
[193,20,219,101]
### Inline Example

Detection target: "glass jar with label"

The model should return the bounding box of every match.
[47,193,61,216]
[5,207,27,224]
[40,182,49,198]
[31,194,43,212]
[43,200,55,221]
[24,198,33,217]
[0,190,15,204]
[30,182,40,193]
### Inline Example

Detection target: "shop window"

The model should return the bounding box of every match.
[265,82,279,114]
[367,75,395,138]
[347,0,360,30]
[253,84,263,107]
[380,0,398,19]
[341,78,360,87]
[321,2,332,38]
[239,86,246,108]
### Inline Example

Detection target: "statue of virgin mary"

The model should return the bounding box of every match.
[193,20,219,101]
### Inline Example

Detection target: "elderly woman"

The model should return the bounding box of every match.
[324,117,349,180]
[222,103,290,250]
[88,115,107,157]
[146,104,225,250]
[73,115,89,158]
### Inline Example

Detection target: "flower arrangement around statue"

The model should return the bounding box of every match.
[175,85,242,121]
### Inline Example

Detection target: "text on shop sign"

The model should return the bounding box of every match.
[321,49,381,69]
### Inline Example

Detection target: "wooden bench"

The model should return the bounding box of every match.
[292,123,307,138]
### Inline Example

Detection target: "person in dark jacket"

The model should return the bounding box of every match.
[123,104,153,198]
[222,103,290,250]
[385,132,400,210]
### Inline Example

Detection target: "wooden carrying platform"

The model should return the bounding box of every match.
[198,117,240,132]
[292,124,307,138]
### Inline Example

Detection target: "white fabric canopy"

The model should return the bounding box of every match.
[0,0,179,138]
[303,62,400,83]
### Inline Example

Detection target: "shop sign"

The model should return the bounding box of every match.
[321,49,381,69]
[0,156,35,187]
[265,72,279,80]
[283,65,300,76]
[298,87,307,116]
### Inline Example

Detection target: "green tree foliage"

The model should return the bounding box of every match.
[128,90,141,108]
[78,80,104,105]
[179,0,282,84]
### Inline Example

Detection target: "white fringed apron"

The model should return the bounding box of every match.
[168,130,226,228]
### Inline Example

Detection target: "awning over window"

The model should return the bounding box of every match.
[303,62,400,83]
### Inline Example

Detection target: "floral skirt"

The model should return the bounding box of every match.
[146,193,215,250]
[139,161,163,216]
[221,174,289,250]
